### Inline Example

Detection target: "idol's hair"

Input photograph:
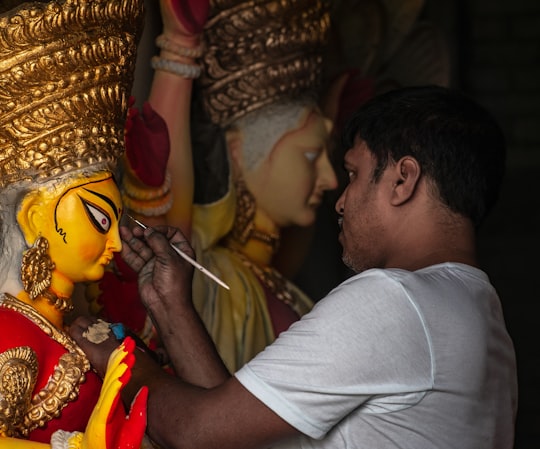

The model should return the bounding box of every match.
[233,98,319,172]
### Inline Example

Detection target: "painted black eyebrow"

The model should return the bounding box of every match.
[82,188,119,220]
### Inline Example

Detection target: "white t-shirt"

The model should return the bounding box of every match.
[235,263,517,448]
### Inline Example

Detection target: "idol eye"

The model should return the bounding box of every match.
[304,151,318,162]
[80,197,111,234]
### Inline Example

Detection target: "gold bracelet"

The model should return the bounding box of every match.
[155,34,204,59]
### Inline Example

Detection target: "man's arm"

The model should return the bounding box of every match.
[120,224,229,387]
[70,225,300,448]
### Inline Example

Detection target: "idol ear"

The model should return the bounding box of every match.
[390,156,421,206]
[17,192,44,247]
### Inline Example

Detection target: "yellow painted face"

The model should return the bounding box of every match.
[19,173,123,285]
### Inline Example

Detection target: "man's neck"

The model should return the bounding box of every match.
[388,213,478,271]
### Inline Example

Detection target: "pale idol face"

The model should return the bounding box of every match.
[244,109,338,228]
[35,176,123,284]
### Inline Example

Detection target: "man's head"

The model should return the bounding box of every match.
[336,85,506,273]
[341,85,506,229]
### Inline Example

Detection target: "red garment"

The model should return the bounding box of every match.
[96,253,150,341]
[0,304,101,442]
[263,286,300,336]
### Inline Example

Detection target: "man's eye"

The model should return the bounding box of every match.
[80,197,111,233]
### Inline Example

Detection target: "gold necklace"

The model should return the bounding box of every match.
[0,294,88,363]
[229,250,295,307]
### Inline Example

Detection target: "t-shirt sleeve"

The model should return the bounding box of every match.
[235,269,434,439]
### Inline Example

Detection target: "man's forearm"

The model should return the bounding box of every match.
[146,293,230,388]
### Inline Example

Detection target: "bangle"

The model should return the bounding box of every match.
[122,190,174,217]
[122,168,173,216]
[156,34,203,59]
[123,170,172,201]
[151,56,201,79]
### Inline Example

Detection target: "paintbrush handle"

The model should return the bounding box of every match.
[127,215,230,290]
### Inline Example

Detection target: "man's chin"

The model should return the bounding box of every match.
[341,250,360,273]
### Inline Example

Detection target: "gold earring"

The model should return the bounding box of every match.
[229,177,257,245]
[226,177,280,251]
[21,236,56,300]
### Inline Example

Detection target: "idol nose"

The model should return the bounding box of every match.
[316,150,338,192]
[107,226,123,253]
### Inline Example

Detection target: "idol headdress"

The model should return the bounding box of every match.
[0,0,144,188]
[198,0,331,127]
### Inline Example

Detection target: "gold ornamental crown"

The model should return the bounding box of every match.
[199,0,331,127]
[0,0,144,188]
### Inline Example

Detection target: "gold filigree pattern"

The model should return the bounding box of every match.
[0,294,90,436]
[25,352,88,434]
[230,249,300,312]
[0,346,38,438]
[199,0,330,126]
[0,0,144,187]
[21,236,55,301]
[225,178,280,251]
[20,236,74,313]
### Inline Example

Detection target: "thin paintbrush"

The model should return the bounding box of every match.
[126,214,230,290]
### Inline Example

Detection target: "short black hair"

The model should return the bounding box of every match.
[342,85,506,228]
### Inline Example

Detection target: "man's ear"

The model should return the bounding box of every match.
[225,127,244,177]
[17,192,42,246]
[390,156,421,206]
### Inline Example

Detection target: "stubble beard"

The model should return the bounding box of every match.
[340,223,384,274]
[342,250,366,274]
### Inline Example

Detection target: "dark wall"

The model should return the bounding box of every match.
[463,1,540,447]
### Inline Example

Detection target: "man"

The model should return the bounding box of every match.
[70,85,517,449]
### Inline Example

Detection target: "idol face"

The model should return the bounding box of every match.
[19,173,123,285]
[245,108,338,228]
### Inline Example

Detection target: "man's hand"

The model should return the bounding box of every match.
[119,225,194,312]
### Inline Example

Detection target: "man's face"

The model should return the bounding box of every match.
[335,139,390,273]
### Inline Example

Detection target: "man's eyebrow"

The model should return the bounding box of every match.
[82,188,119,219]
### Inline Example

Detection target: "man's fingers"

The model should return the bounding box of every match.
[143,225,194,260]
[70,315,96,334]
[69,318,120,378]
[120,225,156,272]
[142,226,173,255]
